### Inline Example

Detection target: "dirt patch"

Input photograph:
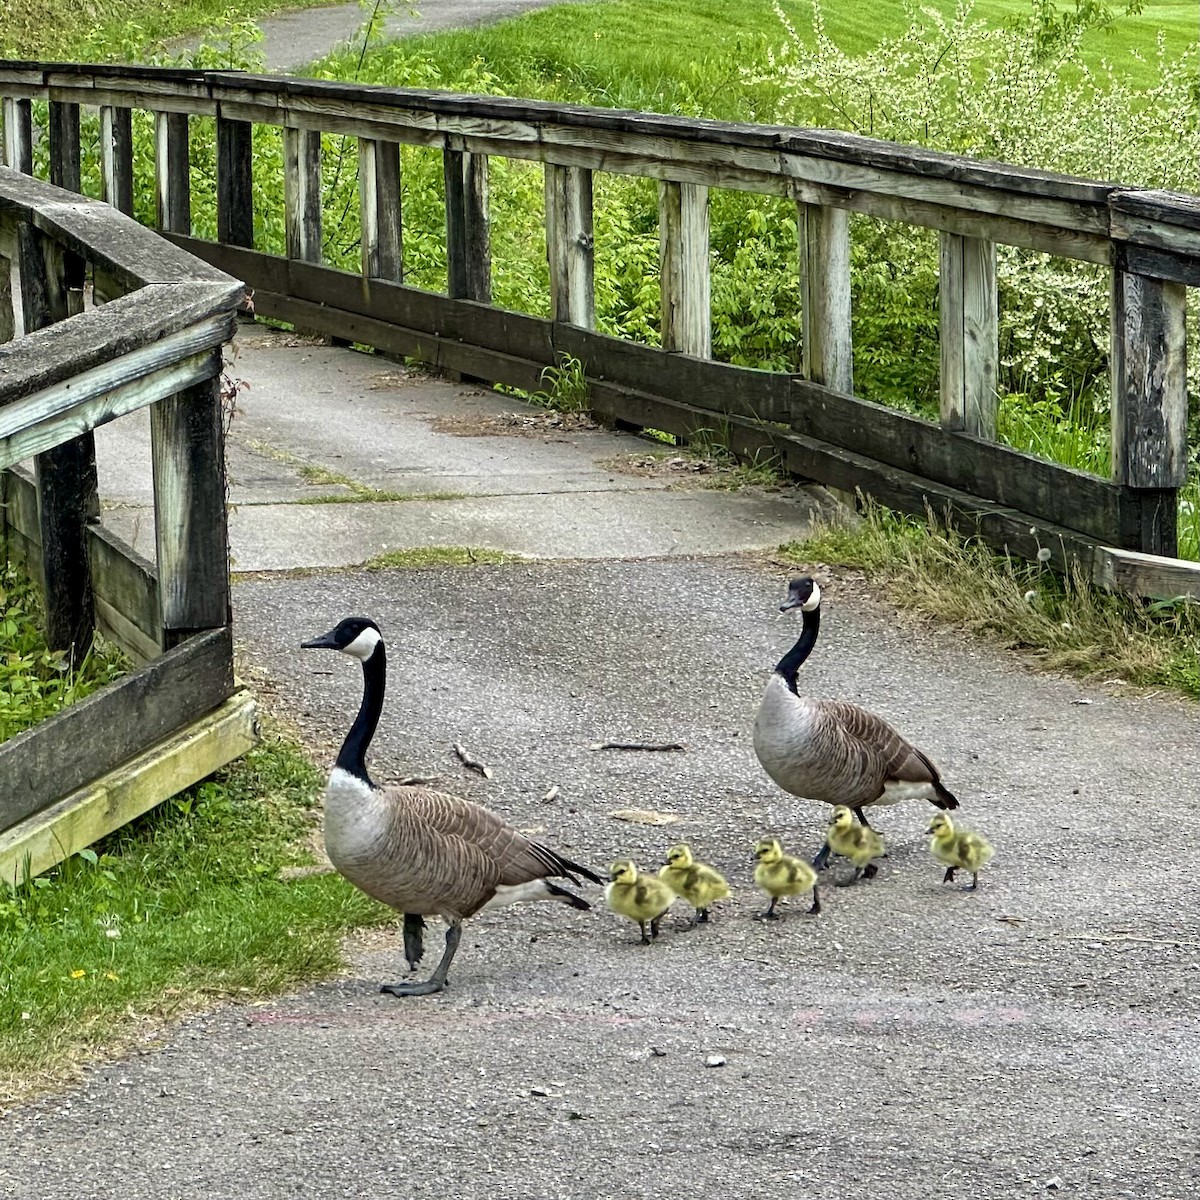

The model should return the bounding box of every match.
[430,410,599,438]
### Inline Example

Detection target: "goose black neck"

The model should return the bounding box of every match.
[335,642,385,786]
[775,606,819,695]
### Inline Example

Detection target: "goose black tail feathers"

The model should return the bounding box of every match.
[545,881,591,910]
[932,782,960,811]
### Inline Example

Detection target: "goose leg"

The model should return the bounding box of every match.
[812,841,833,870]
[963,872,980,892]
[808,886,821,916]
[760,896,781,921]
[650,912,665,940]
[853,807,872,827]
[942,867,956,884]
[861,863,879,880]
[381,921,461,997]
[402,913,426,971]
[638,920,651,946]
[696,908,710,924]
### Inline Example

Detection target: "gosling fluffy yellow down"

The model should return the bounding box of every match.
[827,805,885,884]
[753,838,820,919]
[659,844,731,925]
[606,860,675,944]
[928,813,994,890]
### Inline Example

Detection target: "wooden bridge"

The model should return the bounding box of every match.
[2,60,1200,875]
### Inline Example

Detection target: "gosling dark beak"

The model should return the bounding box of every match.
[926,824,937,834]
[301,628,341,650]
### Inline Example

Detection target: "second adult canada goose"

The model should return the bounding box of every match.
[753,576,959,868]
[302,616,603,997]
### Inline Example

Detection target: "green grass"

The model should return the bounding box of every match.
[789,501,1200,695]
[0,728,388,1105]
[361,546,521,568]
[0,563,127,744]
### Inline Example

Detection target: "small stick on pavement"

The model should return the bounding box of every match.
[398,775,441,787]
[1061,934,1200,950]
[453,742,493,779]
[541,785,560,803]
[588,741,686,752]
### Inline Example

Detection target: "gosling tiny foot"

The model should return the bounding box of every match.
[862,863,879,880]
[639,934,652,945]
[380,979,447,997]
[962,873,980,892]
[942,867,957,885]
[758,909,782,921]
[697,908,710,924]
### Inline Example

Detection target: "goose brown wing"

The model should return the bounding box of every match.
[820,700,941,786]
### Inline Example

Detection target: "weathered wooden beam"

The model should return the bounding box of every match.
[545,163,594,329]
[939,232,998,438]
[99,104,134,215]
[1110,268,1187,556]
[0,688,256,887]
[150,373,230,646]
[216,114,254,247]
[1,96,33,173]
[443,148,491,302]
[658,180,710,358]
[0,623,235,830]
[799,202,851,394]
[1094,546,1200,602]
[359,137,402,282]
[154,110,191,235]
[0,251,13,343]
[284,125,322,264]
[16,220,98,659]
[49,100,82,194]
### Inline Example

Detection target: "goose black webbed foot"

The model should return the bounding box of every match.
[697,908,710,924]
[861,863,879,880]
[380,978,447,997]
[942,867,957,884]
[962,873,980,892]
[812,841,833,871]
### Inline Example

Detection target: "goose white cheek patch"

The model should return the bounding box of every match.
[342,627,382,661]
[802,581,821,611]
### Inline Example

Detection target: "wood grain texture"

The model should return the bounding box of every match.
[443,148,491,302]
[150,373,230,644]
[658,180,710,358]
[284,125,322,264]
[0,688,256,885]
[0,626,235,834]
[799,202,851,393]
[154,110,191,235]
[99,105,134,216]
[1,97,32,173]
[939,232,998,438]
[545,163,594,329]
[358,137,402,282]
[216,115,254,248]
[49,100,81,194]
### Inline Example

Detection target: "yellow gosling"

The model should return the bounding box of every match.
[928,814,994,891]
[753,838,820,919]
[659,843,731,925]
[605,859,675,944]
[827,805,885,885]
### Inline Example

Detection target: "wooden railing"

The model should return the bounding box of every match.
[2,62,1199,600]
[0,155,254,884]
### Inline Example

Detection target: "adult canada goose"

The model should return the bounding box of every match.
[302,616,603,997]
[752,576,959,868]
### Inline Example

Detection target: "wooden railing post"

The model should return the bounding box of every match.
[443,147,491,302]
[0,223,14,344]
[1110,267,1187,557]
[359,137,402,282]
[154,111,191,234]
[284,126,322,264]
[18,221,98,659]
[545,163,594,328]
[1,97,33,173]
[216,115,254,248]
[49,100,81,194]
[659,180,710,358]
[99,105,134,215]
[150,371,230,648]
[798,202,852,393]
[939,232,998,438]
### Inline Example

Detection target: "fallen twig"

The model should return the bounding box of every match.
[589,740,686,752]
[541,785,560,803]
[398,774,441,787]
[1060,934,1200,950]
[453,742,493,779]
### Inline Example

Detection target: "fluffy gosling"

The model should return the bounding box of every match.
[827,805,885,885]
[659,843,731,925]
[928,813,994,891]
[606,859,675,944]
[753,838,820,919]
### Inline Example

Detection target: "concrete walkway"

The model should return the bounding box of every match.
[2,329,1200,1197]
